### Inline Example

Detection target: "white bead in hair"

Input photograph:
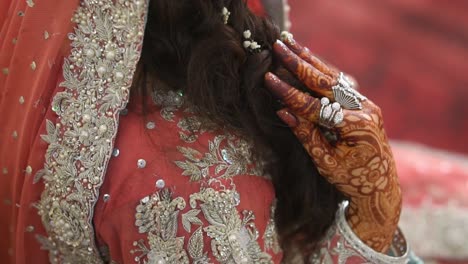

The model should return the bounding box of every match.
[242,30,262,52]
[243,30,252,39]
[280,31,294,43]
[222,7,231,24]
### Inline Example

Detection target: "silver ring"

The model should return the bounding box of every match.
[319,97,344,129]
[332,72,367,110]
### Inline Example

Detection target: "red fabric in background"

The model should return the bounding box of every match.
[288,0,468,154]
[247,0,266,16]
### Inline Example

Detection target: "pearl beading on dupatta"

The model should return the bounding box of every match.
[34,0,149,263]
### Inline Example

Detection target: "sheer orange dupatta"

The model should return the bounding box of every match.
[0,0,78,263]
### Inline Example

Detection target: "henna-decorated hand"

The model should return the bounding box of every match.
[265,36,402,253]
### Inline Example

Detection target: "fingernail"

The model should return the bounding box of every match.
[277,109,298,127]
[273,41,291,59]
[265,72,289,99]
[275,39,287,49]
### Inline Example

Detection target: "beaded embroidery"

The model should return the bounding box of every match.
[34,0,148,262]
[132,182,273,264]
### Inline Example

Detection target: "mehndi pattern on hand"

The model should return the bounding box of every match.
[265,37,402,253]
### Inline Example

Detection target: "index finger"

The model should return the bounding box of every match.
[281,32,339,79]
[265,72,321,123]
[273,40,335,98]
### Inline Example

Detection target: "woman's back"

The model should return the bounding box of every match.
[92,89,282,263]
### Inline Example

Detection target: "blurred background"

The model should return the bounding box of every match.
[288,0,468,154]
[285,0,468,263]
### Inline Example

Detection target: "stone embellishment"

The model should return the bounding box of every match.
[131,184,273,264]
[34,0,149,263]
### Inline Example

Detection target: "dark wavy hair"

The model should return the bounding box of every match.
[132,0,345,259]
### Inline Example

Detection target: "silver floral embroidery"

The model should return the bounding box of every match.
[34,0,149,263]
[174,135,262,182]
[132,183,272,264]
[189,186,273,263]
[132,189,189,263]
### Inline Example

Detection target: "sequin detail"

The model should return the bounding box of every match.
[137,159,147,169]
[155,179,165,189]
[26,0,34,8]
[34,0,149,262]
[112,148,120,157]
[146,121,156,130]
[25,165,33,175]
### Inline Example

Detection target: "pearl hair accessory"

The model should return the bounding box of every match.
[222,7,230,24]
[242,30,261,52]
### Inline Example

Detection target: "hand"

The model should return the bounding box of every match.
[265,36,402,252]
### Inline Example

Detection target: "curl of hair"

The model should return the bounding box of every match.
[133,0,345,259]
